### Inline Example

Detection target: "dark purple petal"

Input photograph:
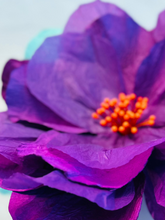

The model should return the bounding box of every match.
[152,10,165,42]
[0,155,54,191]
[0,112,42,163]
[134,40,165,127]
[9,174,145,220]
[0,112,48,190]
[34,170,135,210]
[145,152,165,208]
[6,61,86,133]
[18,130,165,188]
[2,59,28,100]
[134,40,165,102]
[145,172,165,220]
[152,141,165,160]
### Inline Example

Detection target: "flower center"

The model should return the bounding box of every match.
[92,93,156,135]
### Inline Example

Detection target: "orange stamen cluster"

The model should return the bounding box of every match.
[92,93,156,135]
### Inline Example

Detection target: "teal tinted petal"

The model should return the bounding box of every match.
[25,29,62,59]
[0,188,11,195]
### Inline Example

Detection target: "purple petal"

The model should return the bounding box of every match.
[27,13,153,132]
[0,112,48,190]
[145,172,165,220]
[64,1,127,33]
[145,152,165,208]
[18,130,165,188]
[34,170,135,210]
[26,32,124,133]
[0,155,54,191]
[65,1,154,94]
[5,2,154,133]
[2,59,28,100]
[152,10,165,42]
[1,172,41,191]
[134,40,165,127]
[9,174,144,220]
[6,60,86,133]
[134,40,165,102]
[152,141,165,160]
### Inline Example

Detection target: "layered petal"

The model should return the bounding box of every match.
[9,174,145,220]
[64,0,127,33]
[18,130,165,188]
[26,11,153,132]
[3,2,154,133]
[5,60,85,133]
[152,10,165,43]
[25,29,62,59]
[2,59,28,100]
[0,112,51,191]
[134,39,165,127]
[65,1,154,94]
[33,170,135,210]
[145,172,165,220]
[26,32,124,133]
[145,149,165,208]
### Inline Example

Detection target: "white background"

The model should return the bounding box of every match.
[1,0,165,219]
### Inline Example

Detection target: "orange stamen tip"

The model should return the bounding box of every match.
[131,127,138,134]
[135,113,141,119]
[119,126,125,133]
[123,121,130,128]
[119,93,126,101]
[143,97,149,103]
[119,110,125,117]
[109,98,117,107]
[92,94,152,135]
[92,113,99,119]
[124,114,130,120]
[101,102,109,109]
[119,102,125,108]
[127,111,134,118]
[100,119,107,126]
[111,126,118,132]
[148,120,155,126]
[111,112,118,119]
[137,97,143,102]
[149,115,156,120]
[137,109,143,114]
[97,108,105,115]
[123,100,130,107]
[141,103,147,110]
[104,98,110,103]
[130,93,136,100]
[135,102,141,109]
[105,116,111,122]
[112,98,118,103]
[114,107,120,114]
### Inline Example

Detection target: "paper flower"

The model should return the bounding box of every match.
[1,1,165,219]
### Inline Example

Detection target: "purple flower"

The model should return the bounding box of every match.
[1,1,165,219]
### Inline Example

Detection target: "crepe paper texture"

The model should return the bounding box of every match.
[1,0,165,219]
